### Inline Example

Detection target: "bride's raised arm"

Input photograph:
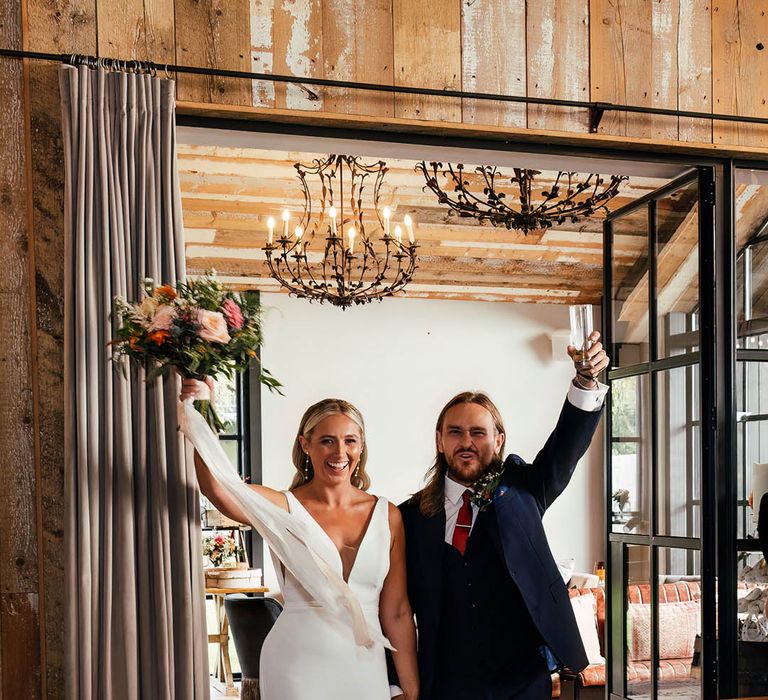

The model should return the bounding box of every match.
[180,376,288,521]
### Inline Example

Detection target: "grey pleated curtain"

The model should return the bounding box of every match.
[59,64,209,700]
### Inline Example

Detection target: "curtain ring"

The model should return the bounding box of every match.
[162,64,172,81]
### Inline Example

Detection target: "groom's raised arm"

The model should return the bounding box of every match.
[517,385,606,514]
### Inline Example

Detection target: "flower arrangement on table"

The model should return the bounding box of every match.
[202,532,243,568]
[110,275,282,431]
[612,488,630,513]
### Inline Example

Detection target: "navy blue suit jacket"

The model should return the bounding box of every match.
[397,398,603,698]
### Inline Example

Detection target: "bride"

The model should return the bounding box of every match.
[181,379,419,700]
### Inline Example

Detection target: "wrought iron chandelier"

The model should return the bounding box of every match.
[263,154,418,308]
[416,161,628,234]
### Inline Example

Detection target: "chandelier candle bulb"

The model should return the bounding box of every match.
[383,206,391,237]
[267,216,275,245]
[281,209,290,239]
[348,226,356,255]
[295,225,303,243]
[394,224,403,244]
[404,215,415,243]
[329,206,337,235]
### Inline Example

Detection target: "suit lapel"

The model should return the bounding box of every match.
[416,508,445,622]
[478,504,504,560]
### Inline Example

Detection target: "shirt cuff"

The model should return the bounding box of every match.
[567,379,609,412]
[389,686,403,698]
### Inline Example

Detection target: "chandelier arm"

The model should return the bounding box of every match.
[484,166,520,221]
[535,170,566,216]
[450,164,507,222]
[387,248,417,295]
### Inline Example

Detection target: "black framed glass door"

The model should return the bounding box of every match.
[604,168,717,700]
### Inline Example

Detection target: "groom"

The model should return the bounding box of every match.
[390,332,609,699]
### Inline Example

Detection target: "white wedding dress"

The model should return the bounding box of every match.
[259,492,392,699]
[178,400,394,697]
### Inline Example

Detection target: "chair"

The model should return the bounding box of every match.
[224,595,283,700]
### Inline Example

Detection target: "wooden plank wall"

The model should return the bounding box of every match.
[1,0,767,697]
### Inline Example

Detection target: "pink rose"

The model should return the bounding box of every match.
[197,310,231,344]
[221,298,244,330]
[148,304,176,332]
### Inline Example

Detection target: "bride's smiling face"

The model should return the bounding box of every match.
[300,414,363,484]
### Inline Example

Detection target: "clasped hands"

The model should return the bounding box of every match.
[567,331,609,390]
[178,374,215,402]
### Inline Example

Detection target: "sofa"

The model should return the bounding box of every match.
[558,580,702,698]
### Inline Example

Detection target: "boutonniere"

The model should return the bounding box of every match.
[470,468,505,511]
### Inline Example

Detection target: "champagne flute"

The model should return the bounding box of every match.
[569,304,593,369]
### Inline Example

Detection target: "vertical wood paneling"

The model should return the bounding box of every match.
[589,0,677,139]
[461,0,527,127]
[322,0,394,117]
[175,0,251,105]
[0,0,40,696]
[97,0,174,63]
[272,0,324,110]
[26,3,98,697]
[1,594,40,698]
[590,0,638,136]
[527,0,590,132]
[250,0,276,107]
[649,0,679,141]
[713,0,768,146]
[393,0,461,122]
[678,1,712,143]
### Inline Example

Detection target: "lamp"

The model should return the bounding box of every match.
[263,154,418,308]
[417,161,627,234]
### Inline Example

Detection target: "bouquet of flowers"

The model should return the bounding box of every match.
[111,275,282,430]
[202,532,242,568]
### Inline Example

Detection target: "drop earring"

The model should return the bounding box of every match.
[304,454,310,482]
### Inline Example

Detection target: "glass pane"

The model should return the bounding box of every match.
[657,365,701,537]
[626,544,652,700]
[213,375,240,435]
[657,547,702,698]
[736,361,768,539]
[221,438,241,472]
[736,550,768,697]
[613,207,650,366]
[612,375,651,535]
[656,182,700,358]
[735,170,768,336]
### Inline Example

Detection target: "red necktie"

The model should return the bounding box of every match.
[451,490,473,555]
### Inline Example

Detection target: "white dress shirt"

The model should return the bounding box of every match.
[389,380,608,697]
[444,474,479,543]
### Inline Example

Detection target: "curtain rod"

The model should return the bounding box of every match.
[2,47,768,133]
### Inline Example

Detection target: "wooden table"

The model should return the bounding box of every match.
[206,586,269,697]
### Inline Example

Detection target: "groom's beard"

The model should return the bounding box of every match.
[446,453,503,486]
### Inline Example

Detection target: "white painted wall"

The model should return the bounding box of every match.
[259,293,605,590]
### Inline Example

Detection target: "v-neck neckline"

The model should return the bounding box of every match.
[288,492,380,584]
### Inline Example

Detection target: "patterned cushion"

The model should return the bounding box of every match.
[627,658,692,682]
[627,600,700,661]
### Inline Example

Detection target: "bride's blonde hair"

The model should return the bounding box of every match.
[289,398,370,491]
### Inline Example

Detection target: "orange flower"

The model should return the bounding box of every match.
[129,336,141,351]
[148,329,170,346]
[156,284,177,301]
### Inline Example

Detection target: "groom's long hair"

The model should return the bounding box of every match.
[414,391,506,517]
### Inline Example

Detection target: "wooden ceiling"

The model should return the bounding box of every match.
[179,143,768,305]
